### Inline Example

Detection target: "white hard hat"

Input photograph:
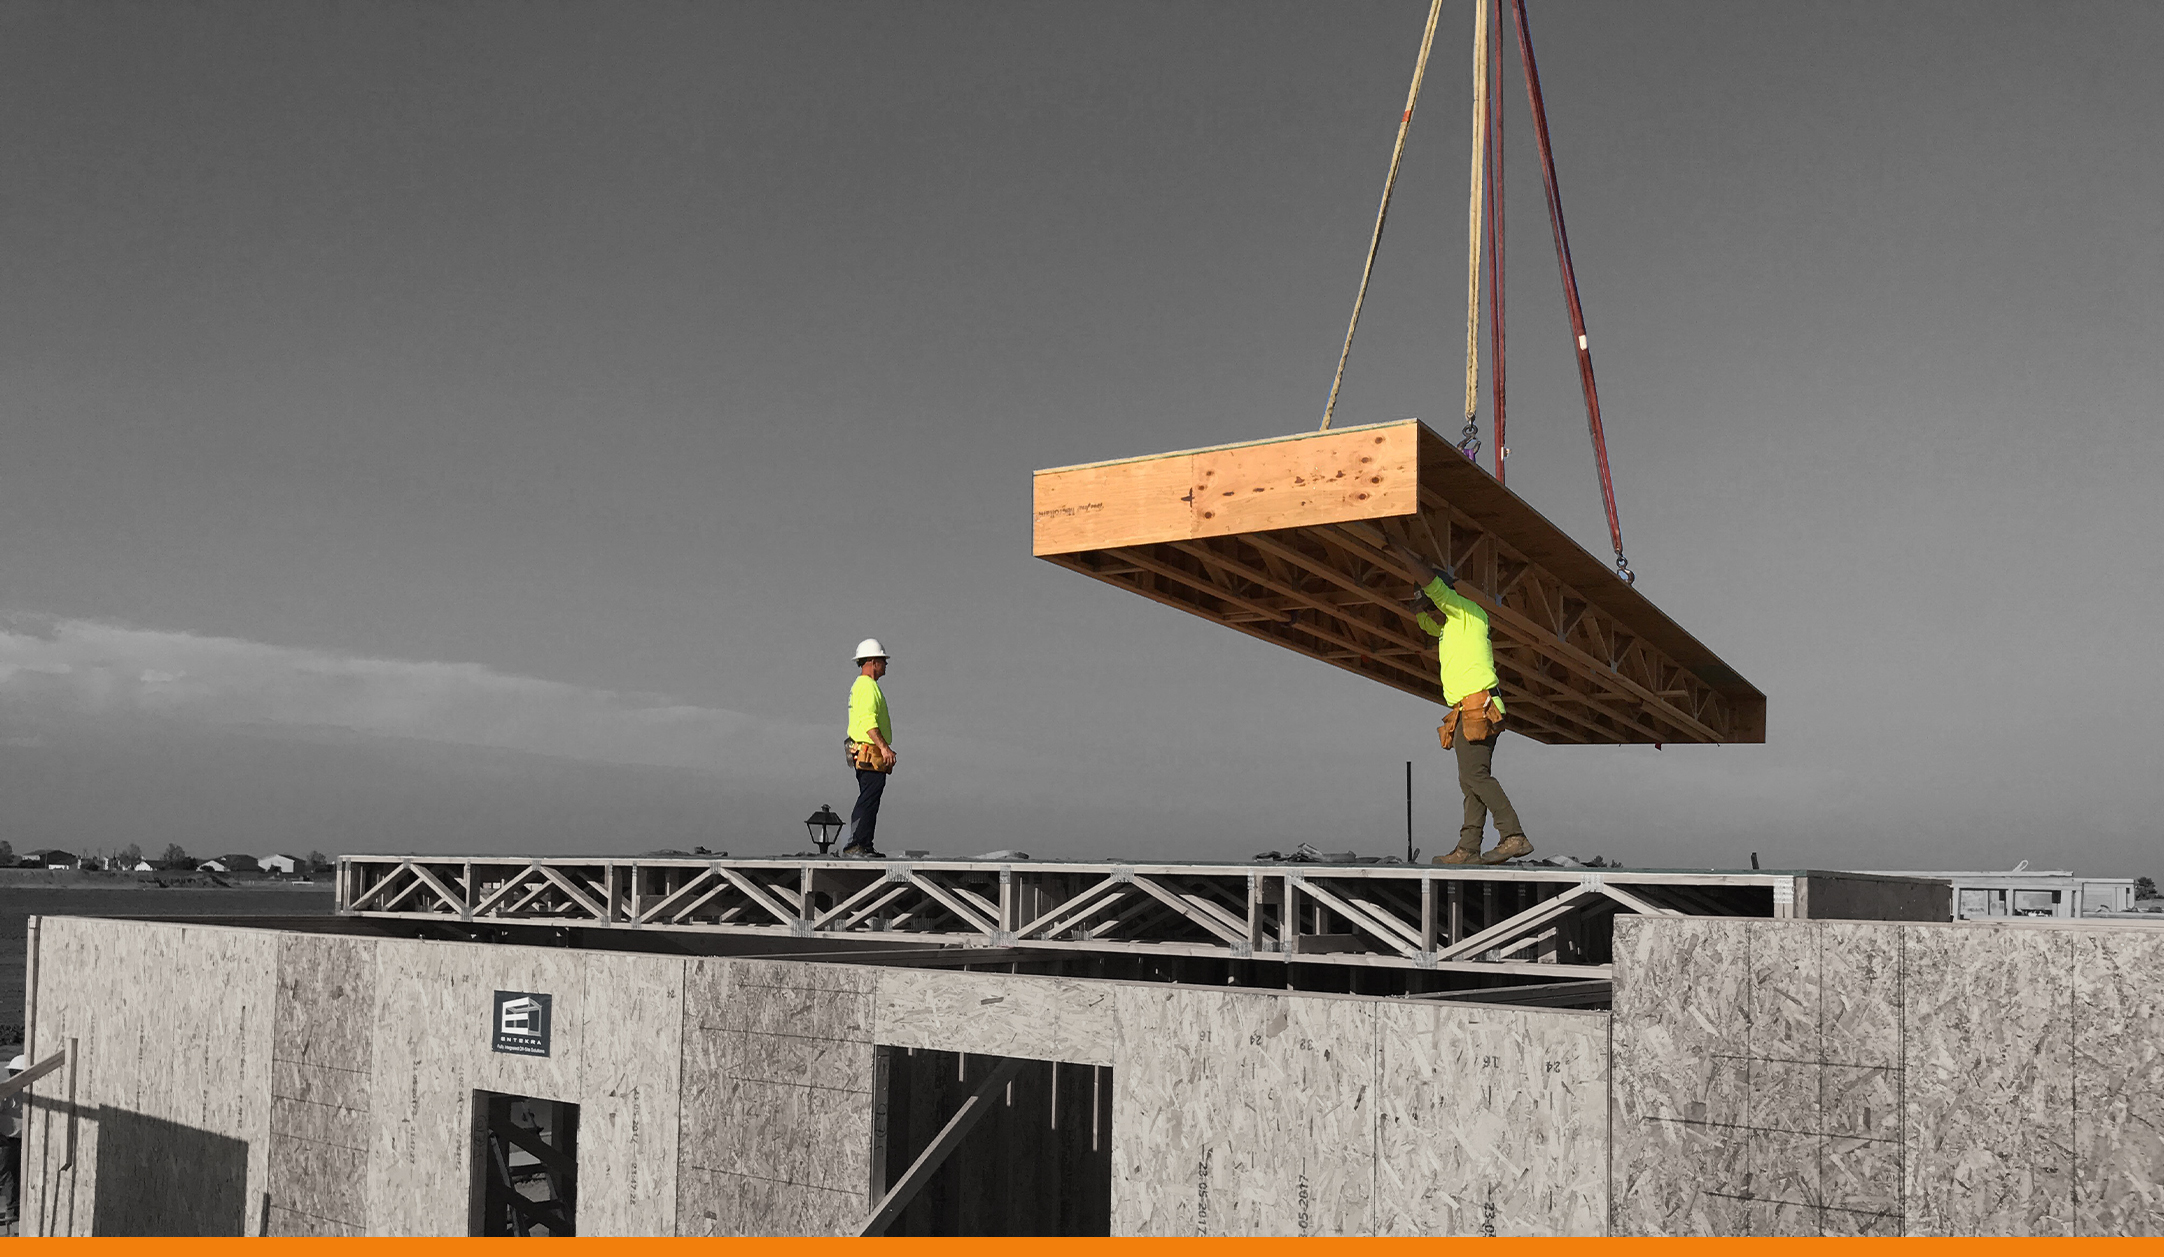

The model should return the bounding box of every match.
[6,1056,22,1073]
[853,638,890,661]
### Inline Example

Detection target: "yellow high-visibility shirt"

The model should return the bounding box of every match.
[1414,577,1505,713]
[847,675,892,744]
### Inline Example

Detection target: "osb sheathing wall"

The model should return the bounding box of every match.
[23,919,689,1237]
[21,917,1613,1237]
[1609,916,2164,1237]
[1111,987,1608,1236]
[21,917,278,1237]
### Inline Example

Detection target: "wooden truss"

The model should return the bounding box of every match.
[1032,419,1764,744]
[337,855,1891,981]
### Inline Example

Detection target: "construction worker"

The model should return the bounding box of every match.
[842,638,896,858]
[1391,542,1532,866]
[0,1054,20,1226]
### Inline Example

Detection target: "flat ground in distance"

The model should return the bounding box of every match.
[0,872,336,1045]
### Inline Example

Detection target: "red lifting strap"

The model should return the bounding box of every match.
[1511,0,1632,583]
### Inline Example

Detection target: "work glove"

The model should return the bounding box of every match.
[1407,567,1459,610]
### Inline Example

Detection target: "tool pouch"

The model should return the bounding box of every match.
[1439,690,1500,750]
[845,738,894,773]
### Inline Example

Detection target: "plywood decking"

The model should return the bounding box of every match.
[1033,420,1765,745]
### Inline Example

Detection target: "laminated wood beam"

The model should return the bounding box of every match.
[1034,420,1763,744]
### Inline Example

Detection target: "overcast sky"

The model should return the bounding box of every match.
[2,1,2158,875]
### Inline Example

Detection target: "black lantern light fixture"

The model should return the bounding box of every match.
[804,804,845,855]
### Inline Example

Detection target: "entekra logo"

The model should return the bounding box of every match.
[491,990,553,1057]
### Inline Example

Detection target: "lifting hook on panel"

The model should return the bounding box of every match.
[1614,551,1635,585]
[1457,413,1482,461]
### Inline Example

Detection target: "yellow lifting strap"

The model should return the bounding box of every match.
[1319,0,1444,432]
[1320,0,1496,439]
[1462,0,1491,429]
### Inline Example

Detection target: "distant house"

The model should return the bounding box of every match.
[208,854,261,874]
[260,854,305,876]
[130,860,156,872]
[27,849,80,870]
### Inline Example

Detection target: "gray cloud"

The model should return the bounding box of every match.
[0,615,821,777]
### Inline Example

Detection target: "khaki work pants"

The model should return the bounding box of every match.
[1454,731,1524,847]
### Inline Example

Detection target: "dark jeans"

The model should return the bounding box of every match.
[0,1135,17,1223]
[1454,732,1524,847]
[849,768,887,851]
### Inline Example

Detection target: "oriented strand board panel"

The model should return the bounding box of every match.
[1607,917,1753,1237]
[2072,929,2164,1235]
[363,938,590,1235]
[360,935,688,1237]
[1106,984,1608,1237]
[268,933,378,1236]
[574,951,686,1235]
[675,958,876,1237]
[1609,916,2164,1238]
[872,969,1115,1067]
[1034,419,1764,745]
[1108,986,1378,1237]
[1373,1001,1608,1236]
[1901,923,2075,1236]
[20,917,278,1237]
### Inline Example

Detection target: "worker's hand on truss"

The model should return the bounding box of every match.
[1388,541,1456,594]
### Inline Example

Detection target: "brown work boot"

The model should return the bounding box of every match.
[1479,833,1533,865]
[1434,837,1483,865]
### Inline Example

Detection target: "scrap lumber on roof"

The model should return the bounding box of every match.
[1031,419,1764,745]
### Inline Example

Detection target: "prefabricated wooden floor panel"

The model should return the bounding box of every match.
[1033,419,1765,745]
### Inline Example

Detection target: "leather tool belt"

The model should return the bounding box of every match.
[1438,689,1501,750]
[845,737,895,773]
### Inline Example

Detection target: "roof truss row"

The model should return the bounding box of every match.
[1032,420,1764,744]
[339,855,1799,980]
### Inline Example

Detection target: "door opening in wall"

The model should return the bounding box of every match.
[470,1091,579,1236]
[868,1046,1112,1236]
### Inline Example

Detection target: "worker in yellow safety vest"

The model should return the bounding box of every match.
[1392,543,1532,866]
[842,638,896,858]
